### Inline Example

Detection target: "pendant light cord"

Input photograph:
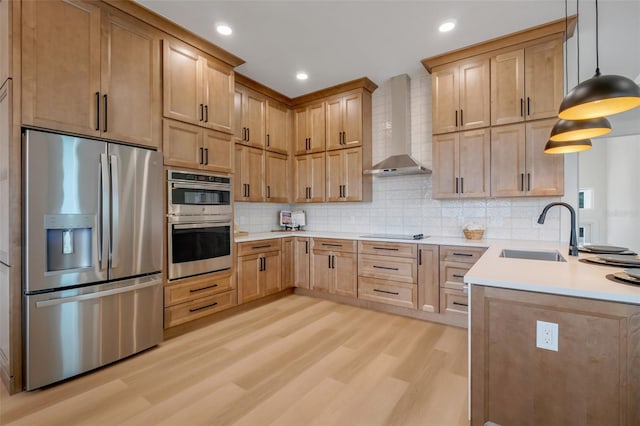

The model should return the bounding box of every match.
[595,0,600,75]
[564,0,568,93]
[577,0,580,81]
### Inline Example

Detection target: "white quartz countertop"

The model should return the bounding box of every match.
[465,241,640,305]
[234,231,492,247]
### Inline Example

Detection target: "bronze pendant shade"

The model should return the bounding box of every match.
[544,138,592,154]
[558,71,640,120]
[548,116,611,142]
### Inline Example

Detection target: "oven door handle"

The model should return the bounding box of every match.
[172,222,231,230]
[170,182,230,191]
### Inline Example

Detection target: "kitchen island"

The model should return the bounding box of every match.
[465,243,640,426]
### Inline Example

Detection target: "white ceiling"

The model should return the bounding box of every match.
[137,0,640,100]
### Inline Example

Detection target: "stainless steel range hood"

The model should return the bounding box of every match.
[364,74,431,176]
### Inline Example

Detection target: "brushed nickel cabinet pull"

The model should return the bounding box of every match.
[190,284,219,293]
[190,301,218,312]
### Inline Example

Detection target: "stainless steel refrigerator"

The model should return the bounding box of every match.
[23,129,163,390]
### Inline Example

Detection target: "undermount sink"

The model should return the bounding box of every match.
[500,249,567,262]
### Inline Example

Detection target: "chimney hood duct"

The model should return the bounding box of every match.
[365,74,431,176]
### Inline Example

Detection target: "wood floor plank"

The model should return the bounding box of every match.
[1,295,469,426]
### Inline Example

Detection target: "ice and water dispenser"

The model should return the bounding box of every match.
[45,214,94,272]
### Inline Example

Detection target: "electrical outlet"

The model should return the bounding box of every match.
[536,320,559,351]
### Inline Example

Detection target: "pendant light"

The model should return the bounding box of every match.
[558,0,640,119]
[545,0,593,154]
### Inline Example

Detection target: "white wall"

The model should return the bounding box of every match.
[235,70,564,241]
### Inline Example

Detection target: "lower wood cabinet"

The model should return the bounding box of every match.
[294,237,310,289]
[471,285,640,425]
[310,238,357,298]
[357,240,418,309]
[237,239,281,304]
[281,237,294,289]
[164,269,236,328]
[417,244,440,312]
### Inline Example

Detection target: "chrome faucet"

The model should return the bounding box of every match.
[537,202,579,257]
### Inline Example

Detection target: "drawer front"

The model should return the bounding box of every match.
[164,290,236,328]
[358,241,417,258]
[311,238,357,253]
[440,245,487,264]
[164,272,233,307]
[440,288,469,314]
[237,239,281,256]
[358,277,417,309]
[358,254,417,284]
[440,262,470,290]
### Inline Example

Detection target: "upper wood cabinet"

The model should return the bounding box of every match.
[163,39,234,134]
[235,144,265,202]
[432,129,491,199]
[491,37,563,125]
[265,151,289,203]
[326,147,363,202]
[266,100,289,155]
[432,58,490,135]
[234,85,266,148]
[491,118,563,197]
[163,119,232,173]
[293,152,325,203]
[21,0,161,148]
[294,102,325,154]
[325,92,362,150]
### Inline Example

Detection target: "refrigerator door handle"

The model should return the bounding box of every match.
[99,153,109,271]
[110,154,120,268]
[34,278,162,308]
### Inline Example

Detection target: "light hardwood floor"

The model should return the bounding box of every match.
[0,295,469,426]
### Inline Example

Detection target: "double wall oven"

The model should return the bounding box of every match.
[167,170,232,281]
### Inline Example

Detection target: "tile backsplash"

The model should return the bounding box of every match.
[235,70,562,241]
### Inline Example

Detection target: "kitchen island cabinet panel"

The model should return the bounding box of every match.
[471,285,640,426]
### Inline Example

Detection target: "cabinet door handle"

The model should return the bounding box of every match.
[204,104,209,123]
[305,241,309,254]
[321,243,342,247]
[342,185,347,198]
[452,301,468,308]
[460,177,464,194]
[373,265,400,271]
[267,185,271,199]
[372,247,399,251]
[189,284,219,293]
[460,109,464,126]
[307,187,311,199]
[328,255,331,269]
[452,252,473,257]
[204,148,209,165]
[242,127,246,141]
[332,255,335,269]
[520,173,525,192]
[251,244,271,249]
[247,127,250,141]
[95,92,100,131]
[267,134,270,147]
[452,274,465,279]
[418,248,422,265]
[520,98,524,117]
[455,177,459,194]
[247,184,250,198]
[103,94,108,132]
[527,173,531,191]
[200,147,204,165]
[189,302,218,313]
[527,97,531,116]
[373,289,400,296]
[200,104,204,121]
[455,110,458,127]
[343,131,346,144]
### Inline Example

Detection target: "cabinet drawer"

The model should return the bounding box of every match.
[311,238,357,253]
[358,277,417,309]
[440,263,470,290]
[164,271,233,307]
[440,245,486,264]
[237,239,281,256]
[440,287,469,314]
[358,254,417,284]
[358,241,417,258]
[164,290,236,328]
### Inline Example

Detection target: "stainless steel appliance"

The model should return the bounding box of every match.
[167,170,232,281]
[23,129,163,390]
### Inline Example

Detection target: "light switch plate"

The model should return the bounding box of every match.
[536,320,559,351]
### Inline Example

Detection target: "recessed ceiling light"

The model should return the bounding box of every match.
[439,20,456,33]
[296,72,308,81]
[216,24,232,36]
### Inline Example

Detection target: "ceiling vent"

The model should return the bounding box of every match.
[364,74,431,176]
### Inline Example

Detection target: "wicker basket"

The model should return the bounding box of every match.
[463,229,484,240]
